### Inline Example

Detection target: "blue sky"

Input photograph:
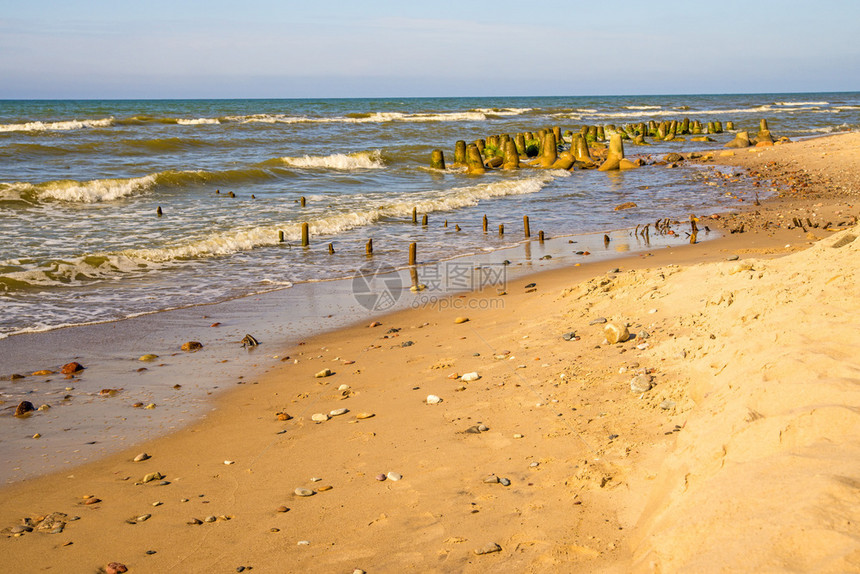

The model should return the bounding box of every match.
[1,0,858,99]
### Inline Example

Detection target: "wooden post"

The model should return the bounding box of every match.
[278,230,285,243]
[538,230,544,243]
[422,214,428,226]
[412,207,417,224]
[366,238,373,255]
[499,224,504,236]
[328,243,335,254]
[301,223,309,246]
[482,215,488,233]
[430,149,445,169]
[408,242,417,266]
[455,224,461,232]
[156,206,163,217]
[523,216,530,238]
[444,220,448,228]
[300,196,306,207]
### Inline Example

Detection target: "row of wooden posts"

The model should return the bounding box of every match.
[279,199,542,265]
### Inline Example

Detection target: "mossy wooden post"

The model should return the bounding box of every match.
[487,135,499,149]
[474,139,486,153]
[503,140,520,170]
[422,214,428,226]
[300,196,306,207]
[278,230,285,243]
[707,121,716,134]
[454,140,467,164]
[412,207,418,224]
[726,121,735,130]
[430,149,445,169]
[714,121,723,133]
[724,131,751,148]
[301,222,309,246]
[690,216,698,245]
[156,206,163,217]
[482,214,488,233]
[680,118,690,134]
[573,134,593,164]
[515,133,527,155]
[553,126,562,144]
[756,119,774,144]
[596,125,605,141]
[499,224,504,236]
[366,238,373,255]
[466,144,486,175]
[408,242,417,266]
[539,132,558,168]
[538,230,544,243]
[523,215,530,238]
[328,243,335,254]
[587,125,597,141]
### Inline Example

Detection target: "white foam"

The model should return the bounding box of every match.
[774,101,829,106]
[177,118,221,125]
[226,111,489,124]
[277,150,385,170]
[625,105,662,110]
[0,118,114,133]
[1,174,158,203]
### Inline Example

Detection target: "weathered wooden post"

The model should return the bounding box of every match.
[366,238,373,255]
[499,224,504,236]
[278,230,285,243]
[412,207,418,224]
[156,206,163,217]
[482,215,488,233]
[301,222,309,246]
[538,230,544,243]
[421,214,428,226]
[409,242,417,265]
[524,215,531,238]
[328,243,335,254]
[454,140,467,164]
[430,149,445,169]
[466,144,486,175]
[300,196,306,207]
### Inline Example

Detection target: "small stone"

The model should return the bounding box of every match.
[529,462,540,468]
[139,354,158,361]
[316,485,333,492]
[311,413,329,422]
[142,472,164,483]
[513,434,524,439]
[298,540,310,546]
[83,497,101,505]
[727,255,740,261]
[106,563,128,574]
[315,369,333,378]
[376,473,387,481]
[37,404,49,411]
[224,460,235,465]
[562,332,578,341]
[270,527,280,532]
[631,374,653,393]
[152,501,162,507]
[276,505,289,513]
[589,317,607,325]
[294,488,315,497]
[14,401,35,416]
[400,341,414,348]
[330,408,348,417]
[386,472,402,481]
[659,399,676,410]
[338,384,350,391]
[277,412,292,421]
[614,202,637,211]
[465,426,481,433]
[61,362,84,374]
[454,317,470,324]
[474,542,502,555]
[181,341,203,352]
[604,323,630,344]
[483,474,500,483]
[477,424,489,432]
[136,514,151,522]
[460,372,480,382]
[32,370,54,376]
[499,477,511,486]
[310,477,321,482]
[355,412,375,420]
[369,321,382,327]
[204,515,217,523]
[426,395,442,404]
[188,518,203,525]
[10,525,30,534]
[144,403,157,409]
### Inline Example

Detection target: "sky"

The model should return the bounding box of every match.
[1,0,859,99]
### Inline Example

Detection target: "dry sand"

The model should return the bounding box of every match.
[2,133,859,573]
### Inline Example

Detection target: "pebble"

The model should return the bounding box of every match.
[136,514,151,522]
[474,542,502,555]
[659,399,677,410]
[14,401,35,417]
[499,477,511,486]
[386,472,402,481]
[106,563,128,574]
[205,516,217,523]
[311,413,329,422]
[61,362,84,374]
[355,412,375,420]
[139,354,158,361]
[376,473,387,481]
[188,518,203,525]
[141,472,164,484]
[562,332,578,341]
[513,433,524,439]
[298,540,310,546]
[338,384,351,391]
[152,501,162,507]
[316,485,333,492]
[605,323,630,344]
[294,488,315,497]
[454,317,470,324]
[133,453,150,462]
[315,368,333,378]
[477,424,489,432]
[483,474,499,484]
[224,460,235,465]
[529,462,540,468]
[329,408,349,417]
[589,317,607,325]
[727,255,740,261]
[276,506,289,513]
[181,341,203,352]
[426,395,443,404]
[631,374,653,393]
[460,372,480,382]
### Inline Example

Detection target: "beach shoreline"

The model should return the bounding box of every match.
[1,132,858,572]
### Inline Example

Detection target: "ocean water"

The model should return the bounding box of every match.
[2,93,859,338]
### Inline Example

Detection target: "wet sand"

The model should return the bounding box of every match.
[1,132,858,573]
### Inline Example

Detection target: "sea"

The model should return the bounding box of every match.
[1,92,859,339]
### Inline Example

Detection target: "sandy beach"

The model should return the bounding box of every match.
[2,132,859,573]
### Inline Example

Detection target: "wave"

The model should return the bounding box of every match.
[0,166,280,203]
[271,150,385,170]
[224,110,491,124]
[176,118,221,125]
[625,105,662,110]
[0,173,558,290]
[774,101,829,106]
[472,107,532,116]
[0,118,114,133]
